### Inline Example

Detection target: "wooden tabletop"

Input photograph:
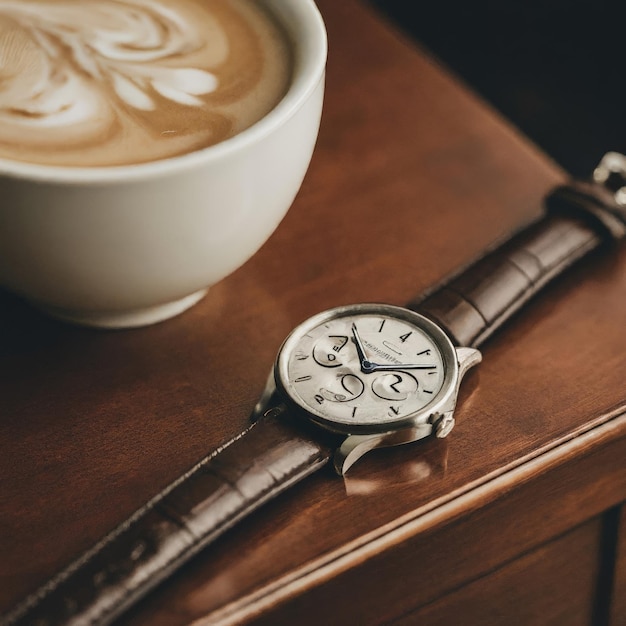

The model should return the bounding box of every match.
[2,1,625,625]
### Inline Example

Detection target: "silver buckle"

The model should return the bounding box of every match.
[593,151,626,206]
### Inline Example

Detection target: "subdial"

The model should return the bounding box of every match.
[371,372,418,401]
[319,373,365,402]
[313,334,349,368]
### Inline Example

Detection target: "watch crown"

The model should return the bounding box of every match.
[434,412,455,438]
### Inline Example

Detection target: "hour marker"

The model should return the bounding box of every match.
[330,335,348,352]
[351,407,357,417]
[399,332,412,343]
[389,405,400,415]
[389,375,403,394]
[423,389,433,394]
[378,319,386,332]
[417,349,431,356]
[295,375,312,382]
[428,371,436,375]
[382,340,403,355]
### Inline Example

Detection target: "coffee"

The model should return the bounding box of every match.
[0,0,292,167]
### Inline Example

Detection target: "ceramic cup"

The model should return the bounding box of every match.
[0,0,326,329]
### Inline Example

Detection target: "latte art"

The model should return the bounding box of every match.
[0,0,292,166]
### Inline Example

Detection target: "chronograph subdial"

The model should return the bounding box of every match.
[312,334,351,368]
[318,372,364,403]
[371,371,418,401]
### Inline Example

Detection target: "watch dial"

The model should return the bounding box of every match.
[279,306,451,428]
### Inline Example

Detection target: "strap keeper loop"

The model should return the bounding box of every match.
[546,152,626,241]
[546,182,626,241]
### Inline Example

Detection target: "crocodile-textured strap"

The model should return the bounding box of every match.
[410,153,626,348]
[4,413,334,626]
[409,214,603,347]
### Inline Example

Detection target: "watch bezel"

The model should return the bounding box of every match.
[275,303,460,436]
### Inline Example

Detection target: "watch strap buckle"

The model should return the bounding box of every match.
[593,151,626,205]
[546,151,626,241]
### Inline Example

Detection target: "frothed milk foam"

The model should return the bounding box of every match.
[0,0,292,167]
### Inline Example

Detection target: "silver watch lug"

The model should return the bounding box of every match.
[456,347,482,379]
[431,347,481,417]
[334,424,434,476]
[334,434,384,476]
[250,368,277,421]
[429,347,481,439]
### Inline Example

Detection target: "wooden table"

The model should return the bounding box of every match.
[1,1,625,624]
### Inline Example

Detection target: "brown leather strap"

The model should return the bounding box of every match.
[4,412,334,626]
[409,214,603,347]
[410,170,626,347]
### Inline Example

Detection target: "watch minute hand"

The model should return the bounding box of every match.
[367,363,437,372]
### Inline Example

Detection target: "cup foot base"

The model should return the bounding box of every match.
[39,289,208,329]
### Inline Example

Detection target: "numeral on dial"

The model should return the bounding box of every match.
[330,335,348,352]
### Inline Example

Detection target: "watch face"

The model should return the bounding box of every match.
[276,304,458,433]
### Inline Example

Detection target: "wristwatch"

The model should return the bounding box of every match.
[6,152,626,626]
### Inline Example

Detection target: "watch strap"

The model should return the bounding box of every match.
[5,412,334,626]
[410,153,626,348]
[409,214,602,347]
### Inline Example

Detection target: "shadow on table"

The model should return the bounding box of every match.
[0,288,86,355]
[369,0,626,177]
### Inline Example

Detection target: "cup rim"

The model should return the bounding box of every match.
[0,0,327,185]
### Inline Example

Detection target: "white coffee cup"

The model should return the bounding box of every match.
[0,0,326,329]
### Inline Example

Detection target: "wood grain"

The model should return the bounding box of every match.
[397,518,603,626]
[0,1,624,625]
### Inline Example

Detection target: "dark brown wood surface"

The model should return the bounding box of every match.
[398,518,604,626]
[1,1,625,625]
